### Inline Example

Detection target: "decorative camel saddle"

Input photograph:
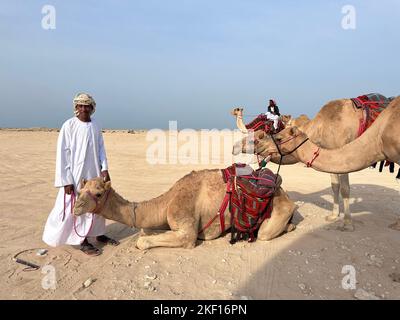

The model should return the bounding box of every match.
[351,93,394,136]
[352,93,398,177]
[221,163,281,243]
[244,114,285,134]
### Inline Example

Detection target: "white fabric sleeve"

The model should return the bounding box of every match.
[54,123,74,187]
[98,130,109,171]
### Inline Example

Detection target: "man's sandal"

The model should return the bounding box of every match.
[80,242,102,256]
[96,235,120,246]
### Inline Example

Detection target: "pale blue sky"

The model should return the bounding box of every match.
[0,0,399,129]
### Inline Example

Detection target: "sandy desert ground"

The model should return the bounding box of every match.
[0,129,399,300]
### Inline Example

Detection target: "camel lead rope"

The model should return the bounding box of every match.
[62,190,75,222]
[62,192,66,222]
[67,190,95,238]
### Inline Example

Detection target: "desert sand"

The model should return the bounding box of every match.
[0,129,399,300]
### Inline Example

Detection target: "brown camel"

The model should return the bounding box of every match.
[73,170,297,250]
[232,99,376,231]
[253,97,400,230]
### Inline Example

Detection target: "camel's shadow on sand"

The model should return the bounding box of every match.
[235,183,400,299]
[287,183,399,215]
[234,210,400,299]
[100,223,139,247]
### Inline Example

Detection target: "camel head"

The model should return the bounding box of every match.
[230,107,244,117]
[280,114,292,126]
[73,177,112,216]
[290,114,310,127]
[255,126,308,158]
[281,114,310,127]
[232,129,300,165]
[232,130,263,155]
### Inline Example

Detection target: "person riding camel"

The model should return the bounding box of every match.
[265,99,281,131]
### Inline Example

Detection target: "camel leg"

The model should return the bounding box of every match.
[258,188,297,241]
[388,173,400,230]
[338,174,355,232]
[389,174,400,230]
[326,174,340,222]
[136,204,198,250]
[136,229,197,250]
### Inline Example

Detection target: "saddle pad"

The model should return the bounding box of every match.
[221,163,280,198]
[351,93,392,136]
[351,93,391,110]
[244,114,284,133]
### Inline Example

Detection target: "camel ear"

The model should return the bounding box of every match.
[80,178,87,189]
[104,181,111,190]
[254,130,266,140]
[290,126,300,136]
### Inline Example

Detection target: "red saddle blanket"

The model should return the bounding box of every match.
[351,93,393,136]
[244,114,285,133]
[221,163,281,242]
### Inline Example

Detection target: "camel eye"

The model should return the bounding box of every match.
[96,193,102,198]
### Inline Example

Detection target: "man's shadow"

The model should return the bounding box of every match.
[98,222,138,247]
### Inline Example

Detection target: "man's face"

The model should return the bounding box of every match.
[76,104,93,117]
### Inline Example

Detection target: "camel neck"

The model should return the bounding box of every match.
[236,114,247,133]
[102,189,135,227]
[293,132,385,174]
[98,189,167,229]
[134,197,168,229]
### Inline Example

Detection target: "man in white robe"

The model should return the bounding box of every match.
[43,93,119,256]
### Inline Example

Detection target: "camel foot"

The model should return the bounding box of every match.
[337,220,355,232]
[388,221,400,231]
[285,223,296,233]
[326,214,339,222]
[136,237,150,250]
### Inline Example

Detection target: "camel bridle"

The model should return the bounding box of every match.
[62,188,112,239]
[269,133,309,158]
[84,189,111,214]
[251,133,310,183]
[269,133,320,169]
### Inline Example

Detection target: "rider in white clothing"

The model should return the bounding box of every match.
[265,99,281,131]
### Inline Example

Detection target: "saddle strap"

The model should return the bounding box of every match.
[198,180,232,235]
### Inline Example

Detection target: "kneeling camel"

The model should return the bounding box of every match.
[73,170,297,250]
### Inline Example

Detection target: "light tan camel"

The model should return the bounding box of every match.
[232,100,372,231]
[253,97,400,230]
[231,108,309,134]
[73,170,297,250]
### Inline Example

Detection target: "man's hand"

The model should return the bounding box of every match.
[101,170,111,182]
[64,185,74,195]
